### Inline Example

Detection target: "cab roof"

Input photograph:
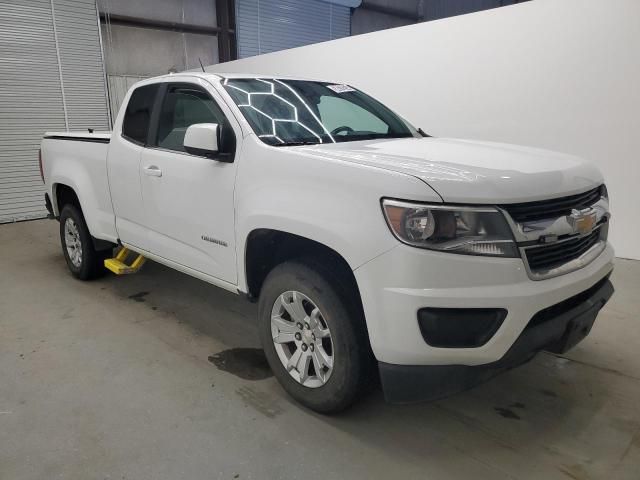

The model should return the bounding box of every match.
[157,71,335,84]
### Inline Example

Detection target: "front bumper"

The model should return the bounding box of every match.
[378,276,613,403]
[354,241,614,403]
[354,242,614,366]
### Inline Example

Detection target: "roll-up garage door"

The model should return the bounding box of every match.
[235,0,351,58]
[0,0,109,223]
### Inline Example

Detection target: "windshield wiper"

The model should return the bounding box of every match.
[273,140,320,147]
[332,133,413,142]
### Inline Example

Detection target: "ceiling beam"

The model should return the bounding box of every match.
[98,13,235,37]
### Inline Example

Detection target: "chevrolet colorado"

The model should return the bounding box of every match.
[40,73,614,413]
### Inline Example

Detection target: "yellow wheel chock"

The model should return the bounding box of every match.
[104,247,146,275]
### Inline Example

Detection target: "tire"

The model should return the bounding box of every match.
[258,259,372,413]
[59,204,110,280]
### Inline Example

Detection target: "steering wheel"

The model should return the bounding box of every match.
[331,125,355,136]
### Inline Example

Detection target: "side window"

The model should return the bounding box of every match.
[155,84,232,154]
[318,95,388,134]
[122,84,159,145]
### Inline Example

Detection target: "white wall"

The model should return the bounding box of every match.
[206,0,640,260]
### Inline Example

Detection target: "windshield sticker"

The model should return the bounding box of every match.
[327,84,355,93]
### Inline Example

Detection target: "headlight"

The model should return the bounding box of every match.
[382,199,518,257]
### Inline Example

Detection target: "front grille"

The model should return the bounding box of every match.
[525,229,601,272]
[501,186,604,223]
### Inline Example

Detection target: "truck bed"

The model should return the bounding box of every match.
[41,131,117,243]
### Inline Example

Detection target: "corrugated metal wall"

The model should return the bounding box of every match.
[236,0,351,58]
[0,0,109,224]
[0,0,64,223]
[52,0,110,131]
[423,0,525,21]
[351,1,531,35]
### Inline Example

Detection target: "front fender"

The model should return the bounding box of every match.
[234,140,441,292]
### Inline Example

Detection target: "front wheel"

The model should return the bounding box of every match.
[59,204,110,280]
[258,260,371,413]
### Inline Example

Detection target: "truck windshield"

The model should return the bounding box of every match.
[222,78,417,146]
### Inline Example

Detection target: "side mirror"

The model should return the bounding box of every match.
[184,123,219,158]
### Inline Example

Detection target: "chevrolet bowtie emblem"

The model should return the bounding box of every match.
[568,208,597,235]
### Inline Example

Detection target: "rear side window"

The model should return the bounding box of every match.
[122,84,159,145]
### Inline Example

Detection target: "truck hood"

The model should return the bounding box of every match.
[300,137,603,204]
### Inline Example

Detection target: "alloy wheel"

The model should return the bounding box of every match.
[64,218,83,268]
[270,290,334,388]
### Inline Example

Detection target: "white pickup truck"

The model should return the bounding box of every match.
[40,72,614,413]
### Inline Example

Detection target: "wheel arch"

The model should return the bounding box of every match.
[54,182,114,251]
[53,182,82,216]
[243,229,363,310]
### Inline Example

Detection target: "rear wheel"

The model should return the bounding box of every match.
[258,260,371,413]
[59,204,110,280]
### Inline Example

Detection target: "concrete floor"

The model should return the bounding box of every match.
[1,220,639,480]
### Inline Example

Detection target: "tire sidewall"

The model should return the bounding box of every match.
[59,205,94,280]
[259,261,365,413]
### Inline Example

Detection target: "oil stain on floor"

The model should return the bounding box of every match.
[128,291,150,303]
[208,348,273,380]
[494,406,521,420]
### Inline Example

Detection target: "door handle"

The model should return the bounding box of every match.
[143,165,162,177]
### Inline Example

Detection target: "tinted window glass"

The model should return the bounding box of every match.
[122,84,159,144]
[223,78,416,146]
[318,96,387,134]
[155,85,228,153]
